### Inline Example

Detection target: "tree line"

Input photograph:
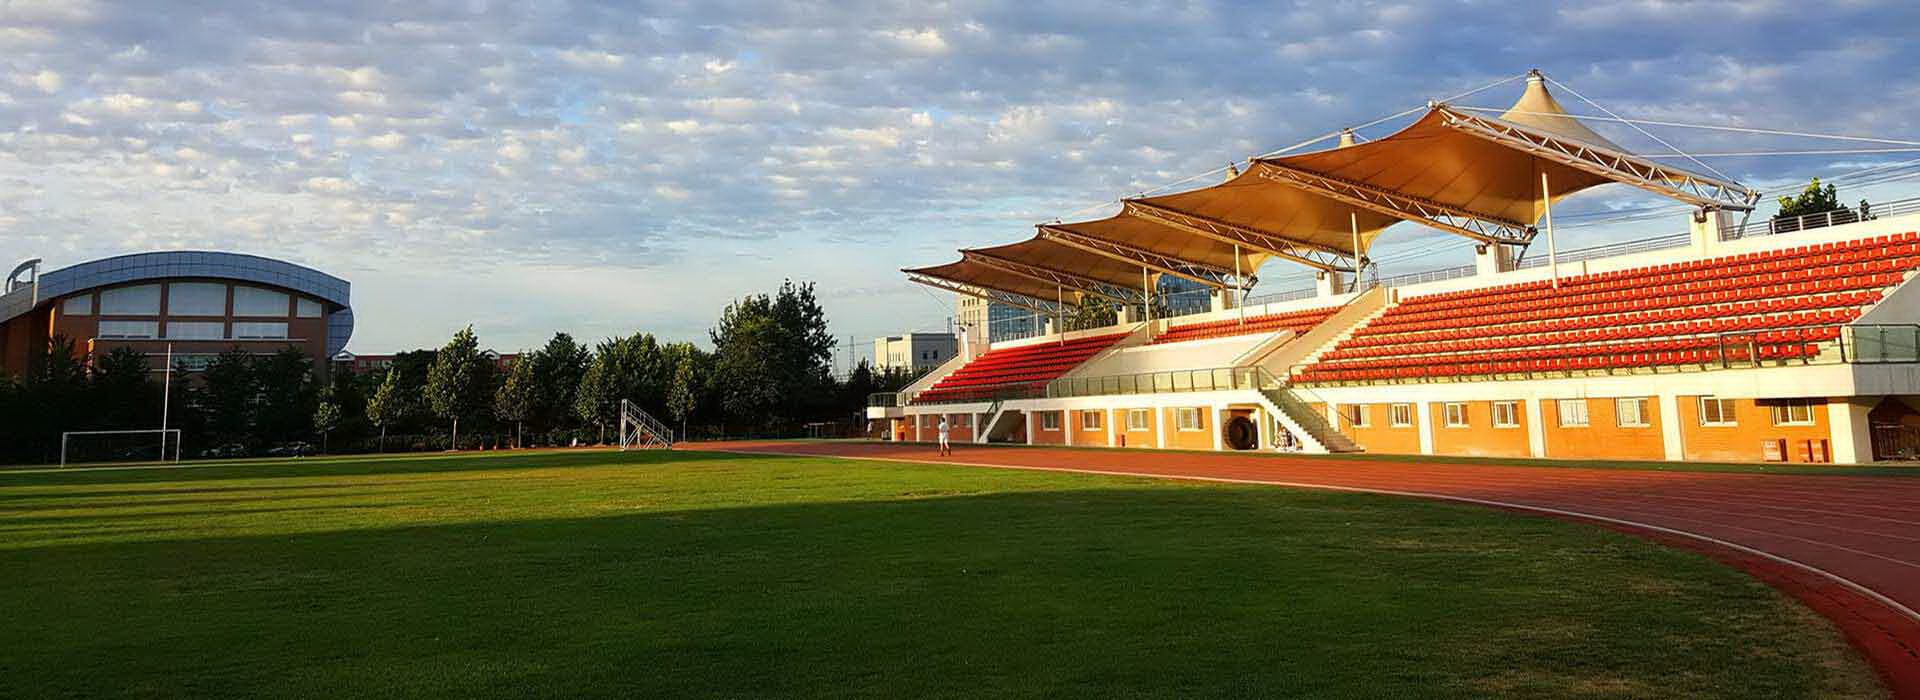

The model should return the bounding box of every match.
[0,280,923,464]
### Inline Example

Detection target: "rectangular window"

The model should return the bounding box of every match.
[1491,401,1519,428]
[1127,409,1150,431]
[1389,403,1413,427]
[295,298,323,318]
[1557,399,1590,427]
[231,322,289,339]
[173,354,217,372]
[1700,397,1738,426]
[231,286,290,317]
[164,321,225,340]
[98,284,161,315]
[1040,411,1060,431]
[1443,402,1468,428]
[97,320,158,339]
[1770,399,1816,426]
[1081,411,1102,431]
[62,295,92,316]
[1616,398,1650,428]
[166,282,227,316]
[1177,407,1201,431]
[1344,404,1369,428]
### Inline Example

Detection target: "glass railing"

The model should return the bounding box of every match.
[868,392,902,408]
[1046,365,1285,399]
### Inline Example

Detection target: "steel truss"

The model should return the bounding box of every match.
[1035,225,1246,289]
[1435,107,1760,211]
[1120,200,1355,272]
[959,250,1145,305]
[1253,161,1535,246]
[905,273,1067,315]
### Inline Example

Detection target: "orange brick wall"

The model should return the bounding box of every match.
[913,414,973,442]
[1162,406,1214,450]
[1427,401,1530,458]
[1677,397,1833,463]
[1069,409,1110,446]
[1113,408,1158,448]
[1541,397,1665,460]
[1340,403,1422,454]
[1030,410,1067,445]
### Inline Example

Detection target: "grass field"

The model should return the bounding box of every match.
[0,449,1883,698]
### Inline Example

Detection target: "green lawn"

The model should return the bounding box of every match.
[0,450,1883,698]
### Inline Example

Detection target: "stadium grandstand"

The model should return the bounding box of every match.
[870,70,1920,464]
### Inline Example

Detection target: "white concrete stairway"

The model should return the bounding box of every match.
[1257,386,1363,453]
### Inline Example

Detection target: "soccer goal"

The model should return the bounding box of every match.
[60,429,183,467]
[618,399,674,450]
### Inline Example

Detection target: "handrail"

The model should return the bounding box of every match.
[1725,195,1920,240]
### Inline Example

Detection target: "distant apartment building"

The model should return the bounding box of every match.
[873,332,957,373]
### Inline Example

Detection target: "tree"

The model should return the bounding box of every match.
[366,368,401,451]
[529,333,590,433]
[1776,178,1842,220]
[313,383,342,453]
[426,326,492,449]
[708,280,835,429]
[494,354,536,447]
[667,357,697,440]
[253,346,317,444]
[1063,295,1117,332]
[199,348,257,448]
[91,346,157,429]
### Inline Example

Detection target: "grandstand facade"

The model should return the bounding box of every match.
[871,71,1920,464]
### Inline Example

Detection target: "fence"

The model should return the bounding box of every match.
[1723,196,1920,240]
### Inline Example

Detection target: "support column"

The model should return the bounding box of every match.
[1524,398,1547,458]
[1154,405,1168,450]
[1659,393,1686,460]
[1689,208,1729,257]
[1415,402,1435,455]
[1064,410,1075,447]
[1475,244,1517,276]
[1210,288,1235,313]
[1315,270,1347,297]
[1025,411,1036,446]
[1106,408,1117,447]
[1212,405,1225,451]
[1828,397,1875,464]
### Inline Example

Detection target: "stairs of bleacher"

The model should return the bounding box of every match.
[1257,386,1363,453]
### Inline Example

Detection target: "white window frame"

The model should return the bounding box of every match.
[1699,397,1738,427]
[1388,403,1413,428]
[1556,399,1590,428]
[1491,401,1519,428]
[1040,411,1060,431]
[97,320,159,339]
[1615,398,1650,428]
[1770,400,1816,426]
[1081,411,1102,431]
[1345,404,1370,428]
[1443,402,1468,428]
[1176,407,1202,431]
[1127,408,1150,432]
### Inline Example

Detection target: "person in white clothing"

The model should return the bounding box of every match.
[937,416,951,456]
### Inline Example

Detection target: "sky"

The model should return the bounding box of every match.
[4,0,1919,365]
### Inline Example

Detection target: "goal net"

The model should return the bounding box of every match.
[60,429,183,467]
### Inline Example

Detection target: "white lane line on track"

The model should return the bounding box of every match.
[707,447,1920,626]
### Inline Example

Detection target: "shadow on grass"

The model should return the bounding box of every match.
[0,487,1876,700]
[0,449,736,487]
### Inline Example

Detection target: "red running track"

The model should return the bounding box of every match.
[685,441,1920,696]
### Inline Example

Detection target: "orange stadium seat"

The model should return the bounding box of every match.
[1150,305,1340,345]
[910,332,1128,404]
[1293,232,1920,384]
